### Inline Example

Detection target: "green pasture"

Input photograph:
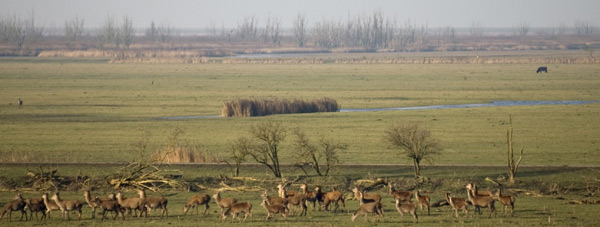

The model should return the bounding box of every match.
[1,57,599,165]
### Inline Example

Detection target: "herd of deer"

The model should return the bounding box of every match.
[0,182,516,223]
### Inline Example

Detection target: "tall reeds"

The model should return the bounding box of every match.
[221,97,339,117]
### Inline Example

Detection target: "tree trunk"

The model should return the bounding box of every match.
[413,160,421,177]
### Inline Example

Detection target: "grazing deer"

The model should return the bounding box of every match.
[93,197,123,221]
[495,190,516,217]
[221,202,252,223]
[300,184,319,210]
[280,186,306,216]
[183,194,211,215]
[115,192,147,218]
[137,190,168,218]
[351,186,382,204]
[414,190,431,215]
[446,192,468,218]
[388,182,412,203]
[321,188,345,213]
[51,192,83,221]
[260,199,288,221]
[213,192,238,214]
[0,194,27,221]
[41,193,60,219]
[351,190,384,222]
[395,198,418,223]
[25,197,47,221]
[466,186,496,218]
[466,183,493,197]
[84,190,114,219]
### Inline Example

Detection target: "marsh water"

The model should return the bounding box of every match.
[157,100,599,120]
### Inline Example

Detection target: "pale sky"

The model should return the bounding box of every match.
[2,0,599,28]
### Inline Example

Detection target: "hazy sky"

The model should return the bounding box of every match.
[2,0,599,28]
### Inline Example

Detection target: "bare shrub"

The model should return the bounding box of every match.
[221,97,338,117]
[152,144,223,163]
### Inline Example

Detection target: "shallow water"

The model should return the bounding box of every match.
[157,100,599,120]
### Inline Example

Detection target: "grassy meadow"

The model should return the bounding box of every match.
[0,51,599,226]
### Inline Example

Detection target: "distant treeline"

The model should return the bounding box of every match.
[221,97,339,117]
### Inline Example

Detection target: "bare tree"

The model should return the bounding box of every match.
[514,21,530,37]
[98,15,117,48]
[244,122,287,178]
[157,21,175,44]
[237,16,258,41]
[384,123,442,178]
[121,15,134,48]
[64,15,84,48]
[506,115,523,184]
[145,21,158,41]
[0,11,43,49]
[293,13,307,47]
[469,21,485,37]
[291,129,345,176]
[574,20,598,36]
[227,137,250,177]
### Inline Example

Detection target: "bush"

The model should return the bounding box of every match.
[221,97,339,117]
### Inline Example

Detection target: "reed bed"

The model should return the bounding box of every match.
[221,97,339,117]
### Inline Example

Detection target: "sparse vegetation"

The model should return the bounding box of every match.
[384,123,442,178]
[221,97,338,117]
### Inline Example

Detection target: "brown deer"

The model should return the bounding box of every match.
[388,182,412,202]
[25,197,47,221]
[277,183,297,198]
[395,198,418,223]
[221,202,252,223]
[41,193,60,219]
[351,190,384,222]
[213,192,238,214]
[115,192,147,218]
[260,199,288,221]
[446,192,468,218]
[321,188,345,213]
[300,184,319,210]
[261,190,287,206]
[280,186,306,216]
[466,186,496,218]
[414,190,431,215]
[93,197,123,221]
[0,194,27,221]
[84,190,114,219]
[495,190,516,217]
[466,183,493,197]
[51,192,83,221]
[183,194,211,215]
[137,190,168,218]
[351,186,382,204]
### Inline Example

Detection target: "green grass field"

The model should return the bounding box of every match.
[0,52,599,226]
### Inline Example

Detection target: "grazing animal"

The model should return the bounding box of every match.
[446,192,468,218]
[213,192,238,214]
[51,192,83,221]
[93,197,123,221]
[351,190,384,222]
[260,199,288,221]
[17,98,23,108]
[221,202,252,223]
[536,66,548,73]
[0,194,27,221]
[394,199,418,223]
[300,184,319,210]
[495,190,516,217]
[25,197,47,221]
[280,187,306,216]
[115,192,147,218]
[182,194,211,215]
[466,186,496,218]
[137,190,168,218]
[414,190,431,215]
[321,189,345,213]
[84,191,114,219]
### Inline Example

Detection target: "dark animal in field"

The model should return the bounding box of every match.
[536,67,548,73]
[18,98,23,108]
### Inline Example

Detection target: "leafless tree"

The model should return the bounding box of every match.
[244,122,287,178]
[574,20,598,36]
[237,16,258,41]
[64,15,84,48]
[120,15,134,48]
[227,137,250,177]
[291,129,345,176]
[469,21,485,37]
[145,21,158,41]
[157,21,175,43]
[0,11,43,49]
[513,21,530,37]
[384,123,442,178]
[293,13,307,47]
[506,115,523,184]
[98,15,118,48]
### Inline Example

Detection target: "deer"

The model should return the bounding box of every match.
[277,183,297,198]
[221,202,252,223]
[495,190,516,217]
[321,188,345,213]
[466,185,496,218]
[388,182,412,203]
[351,186,382,204]
[261,190,287,206]
[115,192,147,218]
[25,197,47,221]
[182,194,211,215]
[260,198,288,221]
[93,197,123,221]
[213,192,238,215]
[84,190,114,219]
[314,186,325,210]
[394,198,418,223]
[280,186,307,216]
[300,184,319,210]
[41,193,60,219]
[466,183,493,197]
[0,194,27,221]
[51,192,83,221]
[137,190,168,218]
[446,192,468,218]
[414,190,431,215]
[351,190,384,222]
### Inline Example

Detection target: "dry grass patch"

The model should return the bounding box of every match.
[221,97,339,117]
